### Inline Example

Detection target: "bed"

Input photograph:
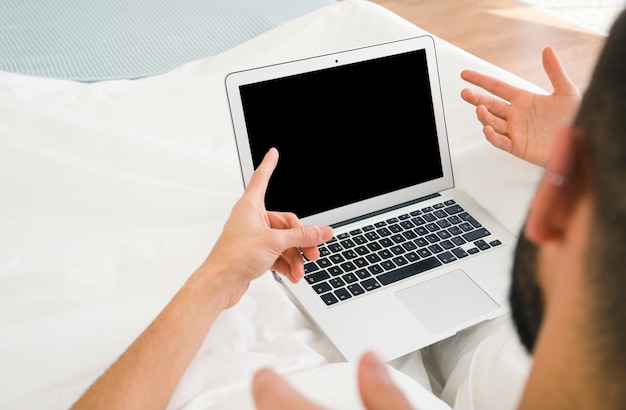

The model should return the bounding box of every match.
[0,1,543,408]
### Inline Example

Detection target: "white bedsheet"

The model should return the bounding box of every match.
[0,1,543,408]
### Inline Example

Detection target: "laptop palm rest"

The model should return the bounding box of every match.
[395,269,499,334]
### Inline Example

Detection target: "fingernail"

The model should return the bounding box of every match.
[320,225,333,240]
[253,368,272,390]
[362,351,388,376]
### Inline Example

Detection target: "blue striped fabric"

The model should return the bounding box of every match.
[0,0,334,82]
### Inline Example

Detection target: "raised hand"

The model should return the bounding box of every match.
[204,147,334,308]
[461,46,581,166]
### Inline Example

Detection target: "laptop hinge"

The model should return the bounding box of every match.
[331,193,442,229]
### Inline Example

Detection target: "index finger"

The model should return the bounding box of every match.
[245,148,279,203]
[461,69,520,102]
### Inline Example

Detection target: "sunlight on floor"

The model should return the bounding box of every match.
[518,0,624,35]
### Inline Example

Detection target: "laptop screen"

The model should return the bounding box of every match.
[238,49,444,219]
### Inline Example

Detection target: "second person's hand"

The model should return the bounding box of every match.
[461,46,581,166]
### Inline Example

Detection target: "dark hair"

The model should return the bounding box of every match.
[574,8,626,388]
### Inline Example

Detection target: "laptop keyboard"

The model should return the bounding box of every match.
[303,199,502,306]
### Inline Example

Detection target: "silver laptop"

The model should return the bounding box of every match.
[225,36,514,362]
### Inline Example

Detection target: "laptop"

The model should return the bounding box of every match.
[225,35,515,362]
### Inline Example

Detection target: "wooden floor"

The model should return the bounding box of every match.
[370,0,606,92]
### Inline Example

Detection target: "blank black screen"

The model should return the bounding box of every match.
[239,49,443,218]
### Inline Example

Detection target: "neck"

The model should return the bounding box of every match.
[517,289,595,409]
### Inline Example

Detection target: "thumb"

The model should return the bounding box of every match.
[358,352,414,410]
[542,46,578,96]
[253,368,323,410]
[288,225,334,260]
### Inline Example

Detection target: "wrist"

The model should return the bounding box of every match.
[191,259,248,312]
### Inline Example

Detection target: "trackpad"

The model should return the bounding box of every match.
[395,269,499,334]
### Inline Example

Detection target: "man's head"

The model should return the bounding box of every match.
[509,8,626,406]
[572,8,626,384]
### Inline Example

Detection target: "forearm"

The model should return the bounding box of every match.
[71,265,232,409]
[71,148,333,408]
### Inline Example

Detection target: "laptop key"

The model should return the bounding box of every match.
[327,243,343,253]
[377,227,392,237]
[444,204,464,214]
[415,238,429,247]
[379,249,394,259]
[342,249,358,259]
[405,251,420,262]
[377,257,443,286]
[354,257,369,268]
[340,239,356,249]
[460,212,482,228]
[393,256,408,266]
[423,213,437,222]
[340,261,357,272]
[354,246,369,255]
[428,244,444,254]
[305,270,330,284]
[389,224,403,233]
[313,281,332,294]
[475,239,491,250]
[379,238,394,248]
[353,235,367,245]
[320,293,338,306]
[440,239,454,249]
[451,236,466,246]
[334,288,352,301]
[328,266,343,276]
[411,216,426,226]
[452,247,468,258]
[317,260,331,272]
[362,278,381,291]
[462,228,491,242]
[368,264,384,275]
[437,251,457,264]
[348,283,366,296]
[304,261,319,274]
[342,273,358,283]
[390,245,405,255]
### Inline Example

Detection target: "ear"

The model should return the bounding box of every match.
[524,126,586,243]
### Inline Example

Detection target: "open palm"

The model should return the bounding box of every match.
[461,47,581,166]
